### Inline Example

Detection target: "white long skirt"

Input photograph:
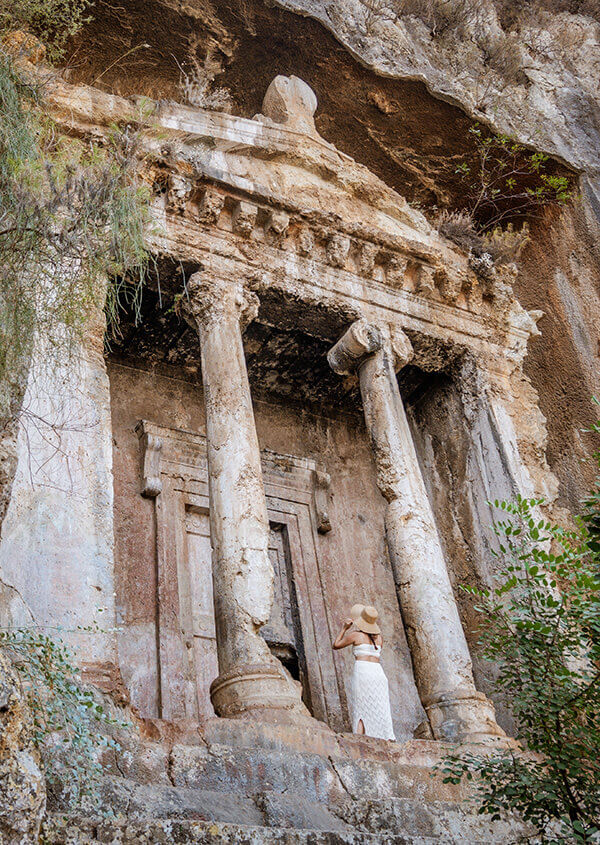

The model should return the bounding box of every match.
[350,660,396,740]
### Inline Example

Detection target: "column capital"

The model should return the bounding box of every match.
[181,272,259,332]
[327,319,413,375]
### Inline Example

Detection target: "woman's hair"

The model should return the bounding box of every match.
[367,631,378,646]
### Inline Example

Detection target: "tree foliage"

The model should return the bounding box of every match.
[0,6,149,807]
[438,409,600,843]
[0,0,152,430]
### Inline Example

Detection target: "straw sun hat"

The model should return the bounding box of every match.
[350,604,381,635]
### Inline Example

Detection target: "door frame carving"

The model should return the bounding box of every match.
[135,419,344,730]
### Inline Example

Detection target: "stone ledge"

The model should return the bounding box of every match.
[41,815,435,844]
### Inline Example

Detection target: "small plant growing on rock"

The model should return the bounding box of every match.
[438,409,600,843]
[176,44,232,113]
[481,222,530,264]
[0,0,91,61]
[436,210,529,266]
[0,625,129,809]
[455,124,573,230]
[436,210,483,253]
[392,0,487,38]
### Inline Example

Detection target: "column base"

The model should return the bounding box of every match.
[210,663,312,722]
[424,689,506,743]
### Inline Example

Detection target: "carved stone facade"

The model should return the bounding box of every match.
[0,64,560,836]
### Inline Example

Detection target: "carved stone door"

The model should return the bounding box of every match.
[262,523,309,706]
[136,420,345,730]
[181,510,308,719]
[181,507,218,719]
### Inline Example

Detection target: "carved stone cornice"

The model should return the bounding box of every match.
[179,272,259,332]
[159,222,529,367]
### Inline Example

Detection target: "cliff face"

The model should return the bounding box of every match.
[64,0,600,510]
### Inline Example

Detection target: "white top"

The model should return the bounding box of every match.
[352,643,381,658]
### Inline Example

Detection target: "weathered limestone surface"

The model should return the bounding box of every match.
[12,68,558,737]
[108,360,424,738]
[265,0,600,508]
[57,0,600,509]
[40,716,527,843]
[273,0,600,179]
[0,316,117,683]
[0,56,567,839]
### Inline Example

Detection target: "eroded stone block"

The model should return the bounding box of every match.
[416,265,436,294]
[197,187,225,224]
[385,255,408,288]
[326,233,351,268]
[265,209,290,235]
[298,226,315,255]
[438,271,462,303]
[358,242,379,276]
[232,200,258,237]
[168,173,192,213]
[170,743,342,804]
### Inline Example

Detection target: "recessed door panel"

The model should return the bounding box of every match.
[183,509,218,719]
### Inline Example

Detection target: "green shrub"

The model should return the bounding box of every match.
[0,625,129,808]
[0,0,91,60]
[438,408,600,842]
[0,23,152,423]
[454,124,573,230]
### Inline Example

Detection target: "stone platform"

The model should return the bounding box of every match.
[43,717,527,843]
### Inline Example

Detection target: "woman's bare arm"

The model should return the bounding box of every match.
[333,618,357,650]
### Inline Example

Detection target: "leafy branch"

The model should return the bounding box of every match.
[436,448,600,843]
[455,125,574,231]
[0,624,129,809]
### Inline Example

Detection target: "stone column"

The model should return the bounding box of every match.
[328,320,503,741]
[183,272,308,720]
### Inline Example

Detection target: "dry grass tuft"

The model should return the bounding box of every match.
[392,0,487,37]
[436,210,530,265]
[177,42,232,113]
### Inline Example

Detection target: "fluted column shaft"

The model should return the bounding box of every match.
[183,272,307,719]
[329,320,503,741]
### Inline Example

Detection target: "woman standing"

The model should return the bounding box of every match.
[333,604,396,741]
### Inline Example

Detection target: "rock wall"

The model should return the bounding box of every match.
[0,319,117,680]
[0,650,45,844]
[515,200,600,511]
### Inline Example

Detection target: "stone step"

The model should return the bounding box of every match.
[166,742,455,806]
[337,796,528,842]
[48,777,526,844]
[93,777,352,833]
[40,815,437,844]
[110,718,471,807]
[77,722,527,843]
